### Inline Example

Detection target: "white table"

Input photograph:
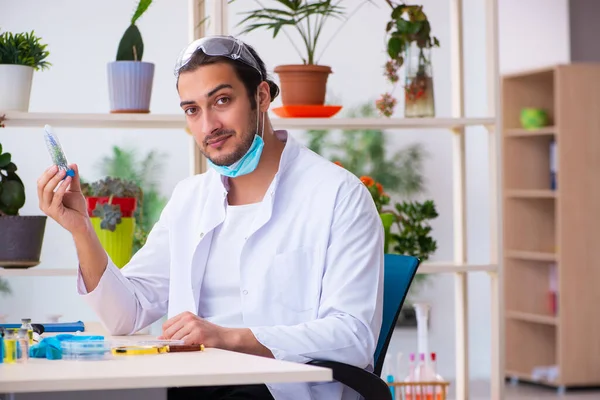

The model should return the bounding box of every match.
[0,333,332,394]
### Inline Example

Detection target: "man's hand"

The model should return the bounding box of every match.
[158,312,274,358]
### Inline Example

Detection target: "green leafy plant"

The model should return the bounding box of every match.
[376,2,439,117]
[233,0,371,65]
[116,0,153,61]
[388,199,438,260]
[81,176,143,232]
[0,143,26,216]
[0,29,51,70]
[95,146,168,253]
[307,102,426,197]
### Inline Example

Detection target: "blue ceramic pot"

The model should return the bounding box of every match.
[107,61,154,113]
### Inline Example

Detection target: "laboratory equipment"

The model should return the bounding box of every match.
[17,328,29,363]
[21,318,33,344]
[0,327,4,364]
[60,339,114,360]
[4,329,17,364]
[382,353,395,398]
[43,124,75,178]
[414,303,430,357]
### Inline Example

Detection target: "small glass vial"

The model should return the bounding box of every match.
[17,328,30,363]
[4,329,18,364]
[21,318,33,345]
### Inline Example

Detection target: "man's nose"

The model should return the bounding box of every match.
[201,110,222,138]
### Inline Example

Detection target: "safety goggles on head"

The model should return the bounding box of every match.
[173,35,262,78]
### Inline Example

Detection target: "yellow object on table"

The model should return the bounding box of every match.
[111,345,168,356]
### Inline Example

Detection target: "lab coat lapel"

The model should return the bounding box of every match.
[190,171,227,311]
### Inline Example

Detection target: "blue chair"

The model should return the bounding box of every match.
[308,254,421,400]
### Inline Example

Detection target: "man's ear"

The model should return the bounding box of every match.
[258,81,271,112]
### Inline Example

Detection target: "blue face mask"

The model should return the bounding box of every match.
[207,101,265,178]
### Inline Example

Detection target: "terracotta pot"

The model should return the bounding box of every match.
[274,64,332,105]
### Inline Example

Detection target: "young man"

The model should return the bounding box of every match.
[37,35,384,400]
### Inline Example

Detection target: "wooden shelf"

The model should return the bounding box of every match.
[0,262,498,277]
[0,112,495,131]
[505,126,556,137]
[502,64,600,387]
[506,311,558,326]
[505,189,557,199]
[505,250,556,262]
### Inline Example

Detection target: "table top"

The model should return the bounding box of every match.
[0,333,332,393]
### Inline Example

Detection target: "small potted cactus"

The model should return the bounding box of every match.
[81,176,142,268]
[0,143,47,268]
[107,0,155,113]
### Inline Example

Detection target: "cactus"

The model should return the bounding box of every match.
[0,143,26,216]
[116,0,153,61]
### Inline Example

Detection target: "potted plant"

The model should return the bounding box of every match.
[376,2,439,118]
[234,0,356,106]
[0,143,48,268]
[0,29,51,111]
[81,176,142,268]
[107,0,155,113]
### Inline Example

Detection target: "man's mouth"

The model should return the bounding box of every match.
[207,134,231,148]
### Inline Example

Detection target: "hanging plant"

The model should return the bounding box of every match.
[376,2,440,117]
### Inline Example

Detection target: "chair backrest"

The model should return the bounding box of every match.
[373,254,421,376]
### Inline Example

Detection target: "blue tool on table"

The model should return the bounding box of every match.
[0,321,85,333]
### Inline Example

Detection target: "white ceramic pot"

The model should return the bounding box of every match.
[107,61,155,113]
[0,65,34,111]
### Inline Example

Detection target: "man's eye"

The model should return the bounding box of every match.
[184,107,197,115]
[216,97,230,105]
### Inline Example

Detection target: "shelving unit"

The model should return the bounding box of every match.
[502,64,600,390]
[0,1,504,399]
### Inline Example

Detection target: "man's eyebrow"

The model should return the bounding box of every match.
[207,83,233,98]
[179,84,233,108]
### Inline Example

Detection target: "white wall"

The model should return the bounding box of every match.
[0,0,571,398]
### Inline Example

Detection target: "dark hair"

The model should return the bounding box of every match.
[176,42,279,109]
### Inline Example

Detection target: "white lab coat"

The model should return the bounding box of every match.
[78,130,384,400]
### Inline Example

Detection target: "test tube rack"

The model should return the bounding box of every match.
[387,380,450,400]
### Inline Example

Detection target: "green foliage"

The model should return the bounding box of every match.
[95,146,168,254]
[384,2,439,69]
[233,0,369,65]
[0,143,26,216]
[306,102,425,197]
[0,277,11,295]
[0,29,51,70]
[389,199,438,261]
[116,0,153,61]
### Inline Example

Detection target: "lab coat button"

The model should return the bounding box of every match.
[200,232,204,238]
[243,290,248,295]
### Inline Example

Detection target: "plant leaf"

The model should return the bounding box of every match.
[0,152,10,168]
[131,0,153,25]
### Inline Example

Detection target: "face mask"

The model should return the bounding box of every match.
[207,94,265,178]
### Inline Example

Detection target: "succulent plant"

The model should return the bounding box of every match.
[0,143,26,216]
[82,176,142,199]
[92,203,123,232]
[82,176,142,232]
[116,0,153,61]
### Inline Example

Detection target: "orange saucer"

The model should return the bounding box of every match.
[272,105,342,118]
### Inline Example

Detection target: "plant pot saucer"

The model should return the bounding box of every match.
[272,105,342,118]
